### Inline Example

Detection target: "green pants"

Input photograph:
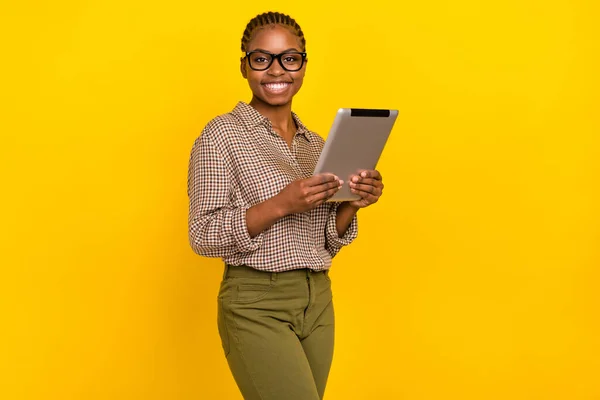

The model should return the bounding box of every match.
[217,264,335,400]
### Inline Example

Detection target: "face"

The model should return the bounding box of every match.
[241,25,307,108]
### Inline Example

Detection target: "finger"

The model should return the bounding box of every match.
[359,170,382,180]
[350,174,382,184]
[350,178,383,188]
[350,188,379,203]
[349,182,382,196]
[308,186,340,204]
[350,184,380,199]
[310,179,342,196]
[307,173,339,187]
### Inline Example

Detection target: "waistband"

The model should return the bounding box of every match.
[223,264,329,280]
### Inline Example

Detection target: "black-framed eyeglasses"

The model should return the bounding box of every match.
[244,51,307,72]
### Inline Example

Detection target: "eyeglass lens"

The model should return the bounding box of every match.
[248,52,304,71]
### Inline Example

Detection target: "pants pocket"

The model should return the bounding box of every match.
[231,282,274,304]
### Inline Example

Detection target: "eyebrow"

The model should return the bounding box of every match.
[249,48,302,53]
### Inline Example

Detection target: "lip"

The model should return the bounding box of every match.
[261,81,292,94]
[261,81,292,85]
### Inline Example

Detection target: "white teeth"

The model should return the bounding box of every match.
[264,83,290,92]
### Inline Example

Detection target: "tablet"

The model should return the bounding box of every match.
[313,108,398,201]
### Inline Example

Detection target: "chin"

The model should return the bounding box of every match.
[269,98,292,107]
[257,94,293,107]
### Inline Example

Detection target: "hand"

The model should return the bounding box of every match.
[347,170,384,208]
[274,174,343,216]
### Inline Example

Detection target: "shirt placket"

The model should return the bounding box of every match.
[274,129,321,260]
[290,136,300,170]
[291,134,322,262]
[272,128,302,178]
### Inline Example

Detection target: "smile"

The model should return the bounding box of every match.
[262,82,291,93]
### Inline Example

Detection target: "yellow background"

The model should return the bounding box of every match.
[1,0,599,399]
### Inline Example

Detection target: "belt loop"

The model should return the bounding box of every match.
[270,271,277,283]
[223,263,229,280]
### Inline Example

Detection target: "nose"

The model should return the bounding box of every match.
[267,56,285,76]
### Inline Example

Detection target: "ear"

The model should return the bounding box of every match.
[240,57,248,79]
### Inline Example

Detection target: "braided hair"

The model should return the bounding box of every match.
[241,12,306,52]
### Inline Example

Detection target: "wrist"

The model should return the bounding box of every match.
[269,195,289,219]
[340,201,360,212]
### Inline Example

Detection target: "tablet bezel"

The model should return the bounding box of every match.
[313,108,398,202]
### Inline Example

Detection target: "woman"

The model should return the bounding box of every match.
[187,11,384,400]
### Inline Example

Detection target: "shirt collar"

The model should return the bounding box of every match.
[232,101,311,141]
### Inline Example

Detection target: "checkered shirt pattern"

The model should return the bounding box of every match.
[187,101,358,272]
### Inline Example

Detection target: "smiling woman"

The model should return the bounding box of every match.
[186,10,385,400]
[241,22,307,111]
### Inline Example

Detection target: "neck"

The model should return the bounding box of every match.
[249,96,296,137]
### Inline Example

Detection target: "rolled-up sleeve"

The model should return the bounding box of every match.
[187,131,263,257]
[324,202,358,258]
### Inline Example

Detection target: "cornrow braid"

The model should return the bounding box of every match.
[241,11,306,52]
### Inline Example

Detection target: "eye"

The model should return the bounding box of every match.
[283,55,300,63]
[250,52,271,64]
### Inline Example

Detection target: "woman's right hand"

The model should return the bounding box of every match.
[273,174,343,216]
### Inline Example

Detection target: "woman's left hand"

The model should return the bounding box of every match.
[347,170,384,209]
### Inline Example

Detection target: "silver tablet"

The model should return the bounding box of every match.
[313,108,398,201]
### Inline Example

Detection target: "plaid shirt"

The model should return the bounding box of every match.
[187,101,358,272]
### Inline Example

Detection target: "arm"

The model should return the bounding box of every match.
[247,174,343,237]
[188,131,343,256]
[323,169,385,257]
[324,202,359,258]
[335,202,360,237]
[187,132,266,257]
[245,198,285,238]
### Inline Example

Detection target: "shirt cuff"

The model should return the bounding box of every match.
[232,205,263,253]
[326,202,359,249]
